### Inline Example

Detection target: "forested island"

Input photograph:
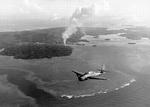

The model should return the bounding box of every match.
[0,43,73,59]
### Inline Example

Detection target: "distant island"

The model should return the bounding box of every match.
[0,43,73,59]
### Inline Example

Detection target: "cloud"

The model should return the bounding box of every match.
[1,0,150,30]
[24,0,44,12]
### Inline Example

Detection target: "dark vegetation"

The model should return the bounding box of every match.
[0,43,73,59]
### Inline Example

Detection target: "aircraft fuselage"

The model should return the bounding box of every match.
[80,71,102,81]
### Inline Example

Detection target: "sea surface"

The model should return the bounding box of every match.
[0,43,150,107]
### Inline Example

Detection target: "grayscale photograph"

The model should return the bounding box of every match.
[0,0,150,107]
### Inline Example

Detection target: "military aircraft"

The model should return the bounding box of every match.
[72,65,109,81]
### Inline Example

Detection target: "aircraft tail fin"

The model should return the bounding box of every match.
[98,64,106,73]
[101,64,105,71]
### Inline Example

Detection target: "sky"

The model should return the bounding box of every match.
[0,0,150,30]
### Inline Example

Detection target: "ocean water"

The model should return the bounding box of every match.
[0,44,150,107]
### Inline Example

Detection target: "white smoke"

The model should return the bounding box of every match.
[62,5,94,45]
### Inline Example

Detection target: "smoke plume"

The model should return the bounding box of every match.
[62,5,94,45]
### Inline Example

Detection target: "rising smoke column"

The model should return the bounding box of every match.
[62,18,79,45]
[62,5,94,45]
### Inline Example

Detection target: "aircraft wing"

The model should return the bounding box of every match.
[88,76,107,80]
[72,70,85,75]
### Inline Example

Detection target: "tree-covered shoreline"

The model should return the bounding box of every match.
[0,43,73,59]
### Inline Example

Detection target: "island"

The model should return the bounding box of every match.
[0,43,73,59]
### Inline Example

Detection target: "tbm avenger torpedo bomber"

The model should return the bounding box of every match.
[72,65,109,81]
